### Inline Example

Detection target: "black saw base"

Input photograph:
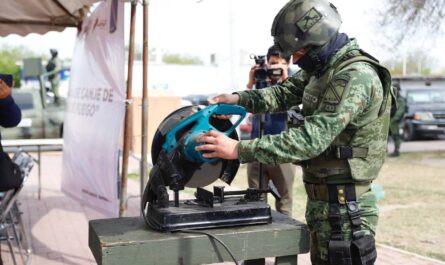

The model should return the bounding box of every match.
[146,197,272,232]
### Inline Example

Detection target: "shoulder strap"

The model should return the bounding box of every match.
[333,53,393,117]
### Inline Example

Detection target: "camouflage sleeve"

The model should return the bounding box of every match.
[238,63,381,164]
[235,69,309,114]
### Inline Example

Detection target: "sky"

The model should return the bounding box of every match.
[0,0,444,69]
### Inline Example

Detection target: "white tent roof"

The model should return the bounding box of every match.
[0,0,99,36]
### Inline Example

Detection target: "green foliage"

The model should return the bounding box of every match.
[383,48,436,75]
[162,53,203,65]
[0,45,41,88]
[127,172,140,180]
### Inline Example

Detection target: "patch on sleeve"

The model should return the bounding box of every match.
[323,103,336,112]
[323,74,350,105]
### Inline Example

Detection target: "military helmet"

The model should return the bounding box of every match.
[50,49,58,57]
[271,0,342,59]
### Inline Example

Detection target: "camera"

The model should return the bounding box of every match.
[250,54,283,89]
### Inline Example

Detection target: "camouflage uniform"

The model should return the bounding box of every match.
[47,55,62,101]
[235,40,392,265]
[389,93,406,154]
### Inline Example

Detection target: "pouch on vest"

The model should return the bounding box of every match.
[351,235,377,265]
[329,240,352,265]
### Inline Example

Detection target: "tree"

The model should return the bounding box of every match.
[0,45,40,87]
[377,0,445,46]
[162,53,203,65]
[383,48,436,75]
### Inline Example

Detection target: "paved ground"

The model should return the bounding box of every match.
[1,149,444,265]
[387,137,445,153]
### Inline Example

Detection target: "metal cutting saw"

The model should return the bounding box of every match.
[141,103,279,232]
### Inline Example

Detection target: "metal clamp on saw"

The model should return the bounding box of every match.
[141,104,274,232]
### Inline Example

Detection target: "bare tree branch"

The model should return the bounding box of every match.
[377,0,445,47]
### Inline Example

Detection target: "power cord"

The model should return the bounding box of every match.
[177,229,240,265]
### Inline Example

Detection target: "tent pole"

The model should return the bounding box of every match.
[140,0,149,204]
[120,0,137,217]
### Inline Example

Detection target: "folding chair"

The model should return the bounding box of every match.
[0,149,33,265]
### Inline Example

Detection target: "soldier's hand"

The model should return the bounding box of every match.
[207,93,240,120]
[208,93,240,105]
[0,80,12,99]
[195,130,239,160]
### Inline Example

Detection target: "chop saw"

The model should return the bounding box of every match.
[141,104,279,232]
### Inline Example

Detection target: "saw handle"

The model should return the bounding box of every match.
[202,103,246,134]
[163,104,246,163]
[187,104,246,163]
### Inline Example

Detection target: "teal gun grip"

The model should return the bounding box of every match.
[163,104,246,164]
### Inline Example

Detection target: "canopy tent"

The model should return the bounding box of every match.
[1,0,150,216]
[0,0,98,36]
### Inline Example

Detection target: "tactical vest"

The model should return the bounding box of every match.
[301,50,393,184]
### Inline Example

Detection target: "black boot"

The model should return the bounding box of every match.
[389,149,400,157]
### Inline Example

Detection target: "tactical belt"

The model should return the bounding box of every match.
[304,182,371,202]
[323,145,368,160]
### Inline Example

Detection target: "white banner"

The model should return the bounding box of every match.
[62,0,125,217]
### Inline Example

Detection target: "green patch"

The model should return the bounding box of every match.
[323,103,336,112]
[296,7,322,33]
[128,172,140,180]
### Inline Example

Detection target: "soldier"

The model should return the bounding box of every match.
[388,83,406,157]
[46,48,62,104]
[196,0,394,264]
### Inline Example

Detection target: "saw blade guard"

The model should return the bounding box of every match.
[162,103,246,164]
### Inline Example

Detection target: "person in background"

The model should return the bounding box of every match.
[246,45,296,216]
[388,83,406,157]
[0,77,21,265]
[0,79,21,128]
[46,48,62,104]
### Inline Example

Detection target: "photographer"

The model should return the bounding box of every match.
[245,46,296,217]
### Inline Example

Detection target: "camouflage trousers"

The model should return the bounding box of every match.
[305,190,379,265]
[389,121,402,150]
[50,78,60,99]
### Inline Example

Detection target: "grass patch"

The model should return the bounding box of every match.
[374,151,445,261]
[128,172,140,180]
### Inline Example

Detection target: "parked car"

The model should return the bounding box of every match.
[401,87,445,140]
[1,89,65,139]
